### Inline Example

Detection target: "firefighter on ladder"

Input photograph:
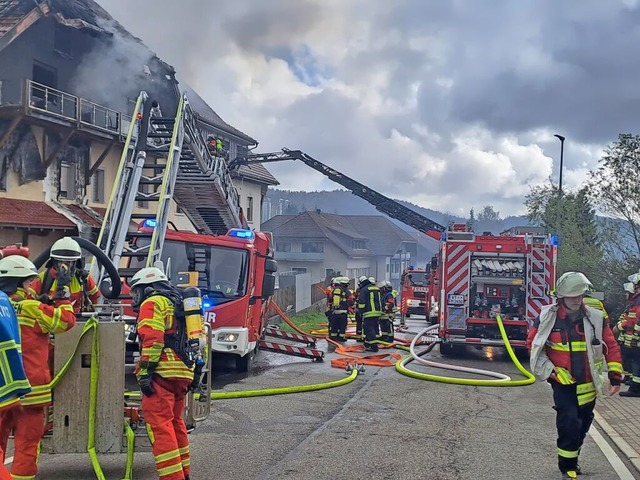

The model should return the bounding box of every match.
[328,277,353,342]
[130,267,195,480]
[31,237,100,313]
[378,280,395,343]
[0,255,76,480]
[527,272,622,479]
[357,276,383,352]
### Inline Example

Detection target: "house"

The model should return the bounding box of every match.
[261,210,419,288]
[0,0,277,256]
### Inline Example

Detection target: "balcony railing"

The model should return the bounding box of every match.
[20,80,134,138]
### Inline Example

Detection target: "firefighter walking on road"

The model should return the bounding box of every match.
[130,267,195,480]
[378,281,395,342]
[328,277,353,342]
[0,255,76,480]
[616,273,640,397]
[527,272,622,480]
[31,237,100,313]
[357,276,383,352]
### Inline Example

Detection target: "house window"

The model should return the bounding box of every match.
[247,196,254,221]
[59,162,74,199]
[352,239,366,249]
[276,242,291,252]
[0,157,6,192]
[292,267,307,274]
[302,242,323,253]
[32,62,57,89]
[91,169,105,203]
[54,24,74,57]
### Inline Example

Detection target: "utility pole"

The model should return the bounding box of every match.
[554,134,565,195]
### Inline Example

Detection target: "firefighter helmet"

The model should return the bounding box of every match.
[50,237,82,261]
[368,276,376,284]
[130,267,168,288]
[0,255,38,279]
[555,272,593,298]
[624,282,636,294]
[628,273,640,286]
[337,276,349,285]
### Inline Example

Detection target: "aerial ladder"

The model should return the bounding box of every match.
[230,148,446,239]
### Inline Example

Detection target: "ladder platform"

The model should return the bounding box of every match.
[258,340,324,361]
[264,327,316,346]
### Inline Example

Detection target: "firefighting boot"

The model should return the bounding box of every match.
[619,389,640,397]
[561,471,578,479]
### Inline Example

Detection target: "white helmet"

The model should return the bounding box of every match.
[555,272,593,298]
[628,273,640,286]
[50,237,82,261]
[358,275,367,284]
[624,282,636,295]
[130,267,168,288]
[368,276,376,284]
[0,255,38,279]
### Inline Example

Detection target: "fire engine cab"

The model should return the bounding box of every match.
[433,224,557,355]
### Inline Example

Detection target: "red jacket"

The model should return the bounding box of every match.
[10,288,76,407]
[31,267,100,314]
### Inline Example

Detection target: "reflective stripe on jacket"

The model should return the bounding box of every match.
[357,285,383,319]
[31,269,100,313]
[0,292,31,410]
[137,295,194,381]
[528,303,622,398]
[10,288,76,407]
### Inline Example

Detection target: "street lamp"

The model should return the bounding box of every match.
[554,134,565,195]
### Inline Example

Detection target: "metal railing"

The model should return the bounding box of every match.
[24,79,134,137]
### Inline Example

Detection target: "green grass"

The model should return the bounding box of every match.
[277,311,328,334]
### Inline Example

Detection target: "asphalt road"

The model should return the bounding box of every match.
[11,317,639,479]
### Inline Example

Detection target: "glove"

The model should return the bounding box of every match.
[55,285,71,300]
[36,294,55,305]
[550,367,575,385]
[138,375,155,397]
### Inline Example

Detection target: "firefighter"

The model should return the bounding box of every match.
[0,289,31,480]
[130,267,195,480]
[207,134,218,157]
[328,277,352,342]
[378,281,395,342]
[357,276,383,352]
[618,273,640,397]
[0,255,76,480]
[527,272,622,479]
[354,276,368,341]
[613,282,636,385]
[324,277,336,319]
[31,237,100,313]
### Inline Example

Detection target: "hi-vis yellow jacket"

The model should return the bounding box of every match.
[137,295,194,380]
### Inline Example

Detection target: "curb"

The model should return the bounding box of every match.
[594,410,640,473]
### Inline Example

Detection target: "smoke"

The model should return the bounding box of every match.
[69,17,158,114]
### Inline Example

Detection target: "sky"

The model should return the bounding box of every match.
[95,0,640,217]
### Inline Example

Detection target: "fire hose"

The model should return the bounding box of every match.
[395,315,536,386]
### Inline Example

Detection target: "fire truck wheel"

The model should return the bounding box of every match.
[439,343,456,356]
[235,350,254,373]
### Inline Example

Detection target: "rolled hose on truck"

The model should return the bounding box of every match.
[396,315,536,386]
[32,236,122,299]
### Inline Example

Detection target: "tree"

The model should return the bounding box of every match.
[477,205,501,222]
[525,184,602,283]
[468,207,476,228]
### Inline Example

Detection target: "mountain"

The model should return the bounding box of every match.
[263,188,531,235]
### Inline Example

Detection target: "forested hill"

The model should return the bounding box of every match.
[264,188,530,234]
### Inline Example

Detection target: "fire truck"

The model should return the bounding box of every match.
[399,265,430,322]
[432,224,557,355]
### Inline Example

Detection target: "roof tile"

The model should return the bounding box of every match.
[0,198,75,229]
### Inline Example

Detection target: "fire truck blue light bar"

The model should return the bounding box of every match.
[227,229,255,240]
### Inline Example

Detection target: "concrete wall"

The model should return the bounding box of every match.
[234,179,264,231]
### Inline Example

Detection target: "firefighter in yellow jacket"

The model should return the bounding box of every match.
[0,255,76,479]
[130,267,195,480]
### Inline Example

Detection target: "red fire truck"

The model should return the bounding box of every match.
[399,266,429,322]
[130,223,277,372]
[431,224,557,355]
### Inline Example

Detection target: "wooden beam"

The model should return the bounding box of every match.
[0,115,23,150]
[0,4,49,54]
[88,141,115,177]
[43,130,74,170]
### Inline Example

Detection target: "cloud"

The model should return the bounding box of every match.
[95,0,640,216]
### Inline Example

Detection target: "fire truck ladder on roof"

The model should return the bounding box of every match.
[230,148,445,236]
[91,91,247,283]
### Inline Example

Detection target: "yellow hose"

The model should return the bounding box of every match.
[395,315,536,386]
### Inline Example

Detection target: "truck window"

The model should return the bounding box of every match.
[129,238,249,303]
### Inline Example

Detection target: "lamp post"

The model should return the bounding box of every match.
[554,134,565,195]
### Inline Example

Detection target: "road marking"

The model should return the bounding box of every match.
[3,456,12,465]
[589,423,636,479]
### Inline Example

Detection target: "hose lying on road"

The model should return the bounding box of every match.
[396,315,536,387]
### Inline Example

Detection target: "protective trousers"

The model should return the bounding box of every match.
[626,348,640,392]
[143,376,192,480]
[551,382,595,473]
[329,312,348,341]
[0,405,45,479]
[363,316,381,352]
[355,310,363,341]
[379,316,394,342]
